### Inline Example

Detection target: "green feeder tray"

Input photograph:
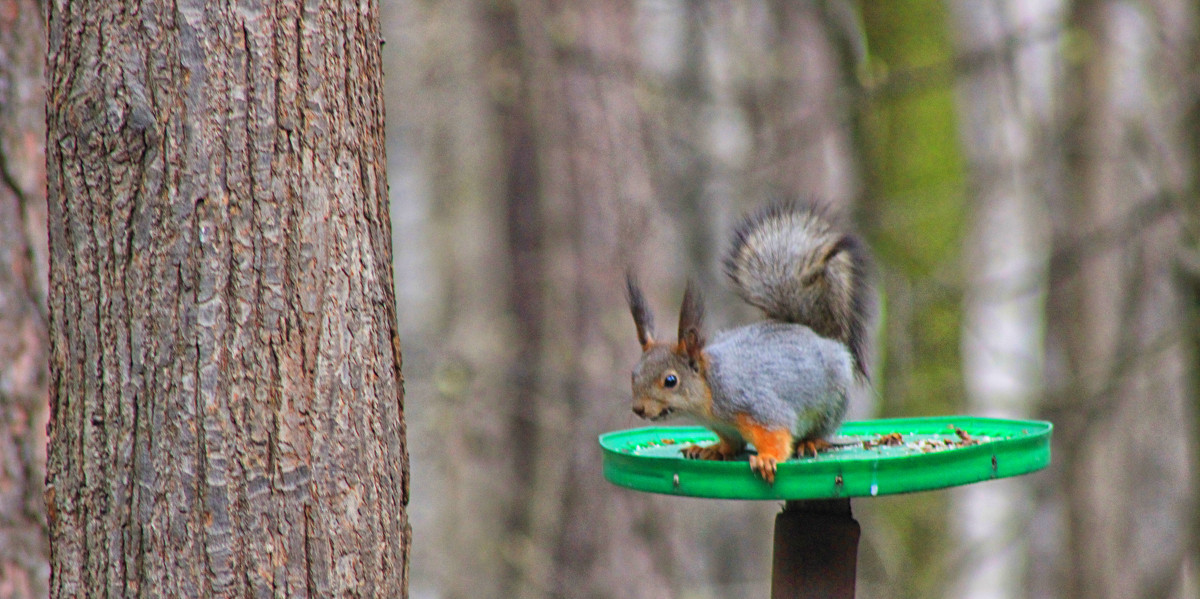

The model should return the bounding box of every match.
[599,416,1052,500]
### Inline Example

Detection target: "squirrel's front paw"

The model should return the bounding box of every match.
[748,455,778,484]
[683,442,734,461]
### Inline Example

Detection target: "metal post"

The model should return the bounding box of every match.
[771,499,859,599]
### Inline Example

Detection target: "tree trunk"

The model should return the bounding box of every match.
[1043,2,1196,598]
[44,0,410,595]
[406,1,518,595]
[0,0,49,595]
[745,0,863,208]
[494,1,678,597]
[947,3,1058,598]
[855,4,967,597]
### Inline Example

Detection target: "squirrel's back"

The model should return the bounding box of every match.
[723,202,873,377]
[706,321,852,439]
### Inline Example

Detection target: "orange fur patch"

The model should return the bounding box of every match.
[734,415,793,484]
[733,414,793,463]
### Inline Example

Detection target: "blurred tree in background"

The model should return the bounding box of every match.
[1042,1,1197,597]
[387,1,1198,598]
[0,0,48,595]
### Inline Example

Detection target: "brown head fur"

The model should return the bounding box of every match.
[625,276,713,420]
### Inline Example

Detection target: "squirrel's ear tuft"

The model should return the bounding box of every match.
[677,280,706,367]
[626,271,655,350]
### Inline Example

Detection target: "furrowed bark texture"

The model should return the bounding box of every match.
[0,0,49,595]
[44,0,410,596]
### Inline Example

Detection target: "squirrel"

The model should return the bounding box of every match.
[625,201,873,483]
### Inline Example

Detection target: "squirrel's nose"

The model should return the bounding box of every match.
[633,405,646,418]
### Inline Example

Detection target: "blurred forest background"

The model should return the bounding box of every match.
[1,0,1198,598]
[380,0,1199,598]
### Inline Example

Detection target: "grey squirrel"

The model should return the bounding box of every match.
[625,201,873,483]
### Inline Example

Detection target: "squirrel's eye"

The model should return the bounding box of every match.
[663,374,678,388]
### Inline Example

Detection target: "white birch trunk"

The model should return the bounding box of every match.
[948,2,1063,598]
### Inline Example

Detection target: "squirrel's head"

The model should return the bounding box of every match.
[626,275,710,420]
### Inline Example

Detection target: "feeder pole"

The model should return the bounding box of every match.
[771,499,859,599]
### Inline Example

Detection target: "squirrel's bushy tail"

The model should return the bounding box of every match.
[723,201,873,378]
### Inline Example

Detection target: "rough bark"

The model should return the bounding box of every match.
[44,0,410,595]
[0,0,49,595]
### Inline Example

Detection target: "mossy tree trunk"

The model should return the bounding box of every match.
[855,3,967,598]
[44,0,410,595]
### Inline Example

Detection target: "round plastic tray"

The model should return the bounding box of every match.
[599,416,1052,500]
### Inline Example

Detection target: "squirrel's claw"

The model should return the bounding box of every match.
[683,437,744,461]
[794,438,833,458]
[749,455,778,484]
[683,442,733,461]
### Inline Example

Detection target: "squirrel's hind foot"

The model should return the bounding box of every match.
[682,439,742,461]
[794,438,834,458]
